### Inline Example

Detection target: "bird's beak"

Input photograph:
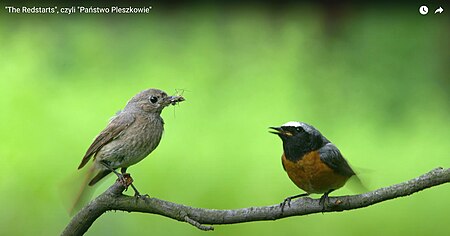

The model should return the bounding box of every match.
[269,126,283,135]
[165,95,185,106]
[269,126,292,136]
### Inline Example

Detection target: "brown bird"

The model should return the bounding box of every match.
[270,121,357,212]
[78,88,184,195]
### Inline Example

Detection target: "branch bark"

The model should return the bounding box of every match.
[62,167,450,236]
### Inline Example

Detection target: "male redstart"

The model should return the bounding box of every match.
[270,121,356,212]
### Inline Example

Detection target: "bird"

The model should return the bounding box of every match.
[77,88,185,195]
[270,121,357,212]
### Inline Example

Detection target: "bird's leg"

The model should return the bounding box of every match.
[280,193,309,214]
[100,161,127,187]
[319,189,335,211]
[120,167,149,198]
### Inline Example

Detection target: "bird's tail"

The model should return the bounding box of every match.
[88,169,112,186]
[67,166,97,215]
[348,174,369,194]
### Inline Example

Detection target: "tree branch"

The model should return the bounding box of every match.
[62,167,450,236]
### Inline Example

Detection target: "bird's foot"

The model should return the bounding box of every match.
[128,182,150,199]
[319,190,334,212]
[115,172,149,199]
[118,173,133,190]
[135,193,150,199]
[280,197,292,214]
[319,195,327,212]
[280,193,309,214]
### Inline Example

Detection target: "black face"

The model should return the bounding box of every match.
[270,125,325,162]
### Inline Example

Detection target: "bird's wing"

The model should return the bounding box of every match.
[78,112,135,169]
[319,143,355,177]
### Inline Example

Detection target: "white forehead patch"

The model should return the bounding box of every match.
[281,121,314,133]
[282,121,303,127]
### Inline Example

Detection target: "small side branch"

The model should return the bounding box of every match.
[184,215,214,231]
[62,167,449,236]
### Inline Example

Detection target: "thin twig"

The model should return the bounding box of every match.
[184,215,214,231]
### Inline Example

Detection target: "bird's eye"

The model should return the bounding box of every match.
[296,127,302,132]
[150,96,158,103]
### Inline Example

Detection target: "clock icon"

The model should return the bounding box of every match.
[419,5,428,15]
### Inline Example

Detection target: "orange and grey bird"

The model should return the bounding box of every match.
[270,121,356,211]
[77,88,184,194]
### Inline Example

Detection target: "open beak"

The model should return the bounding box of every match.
[269,126,283,135]
[165,95,185,106]
[269,126,292,136]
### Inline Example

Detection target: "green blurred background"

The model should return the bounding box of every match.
[1,2,449,236]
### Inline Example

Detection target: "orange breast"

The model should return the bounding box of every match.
[282,151,349,194]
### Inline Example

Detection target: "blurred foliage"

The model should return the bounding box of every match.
[0,3,449,236]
